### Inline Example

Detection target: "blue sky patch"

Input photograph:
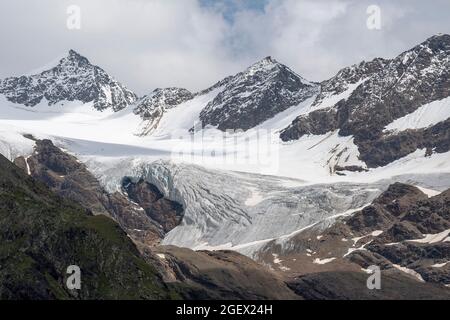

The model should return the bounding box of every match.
[200,0,269,21]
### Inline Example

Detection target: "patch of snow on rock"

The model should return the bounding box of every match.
[313,257,336,265]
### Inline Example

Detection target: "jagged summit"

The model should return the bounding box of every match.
[68,48,86,58]
[248,56,278,69]
[0,49,137,111]
[245,56,311,84]
[64,49,92,65]
[400,33,450,62]
[262,55,275,62]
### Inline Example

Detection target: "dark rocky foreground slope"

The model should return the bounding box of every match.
[345,184,450,285]
[0,153,176,299]
[149,246,299,300]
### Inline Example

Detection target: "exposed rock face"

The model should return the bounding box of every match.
[122,177,184,234]
[151,244,449,300]
[14,138,184,247]
[257,183,450,288]
[135,88,194,117]
[0,153,176,300]
[134,88,194,135]
[15,139,110,216]
[357,118,450,167]
[345,183,429,234]
[150,246,299,300]
[0,50,137,111]
[347,185,450,285]
[312,58,387,108]
[198,57,319,131]
[281,34,450,167]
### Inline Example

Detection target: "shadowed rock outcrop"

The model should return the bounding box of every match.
[14,139,184,247]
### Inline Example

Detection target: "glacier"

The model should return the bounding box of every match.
[81,158,450,256]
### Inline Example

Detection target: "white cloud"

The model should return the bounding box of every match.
[227,0,449,82]
[0,0,236,93]
[228,0,349,80]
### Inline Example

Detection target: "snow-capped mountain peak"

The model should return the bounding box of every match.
[245,56,312,85]
[0,49,137,111]
[198,56,319,131]
[247,56,279,74]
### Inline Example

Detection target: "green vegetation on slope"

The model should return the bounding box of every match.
[0,154,178,300]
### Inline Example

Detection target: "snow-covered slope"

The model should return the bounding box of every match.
[0,129,34,161]
[0,95,143,145]
[1,85,449,185]
[142,87,223,139]
[1,36,448,180]
[384,96,450,133]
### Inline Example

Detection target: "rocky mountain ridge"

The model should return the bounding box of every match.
[281,34,450,168]
[0,50,137,111]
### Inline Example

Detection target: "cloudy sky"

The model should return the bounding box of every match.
[0,0,449,94]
